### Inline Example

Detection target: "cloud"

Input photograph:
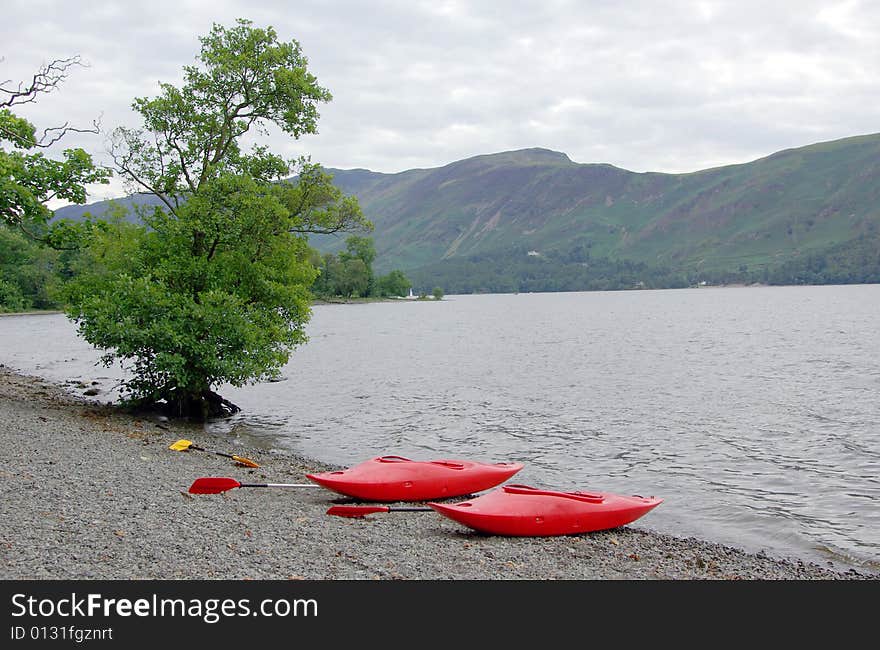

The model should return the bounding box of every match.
[2,0,878,205]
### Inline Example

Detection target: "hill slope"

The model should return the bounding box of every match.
[324,135,880,278]
[56,133,880,289]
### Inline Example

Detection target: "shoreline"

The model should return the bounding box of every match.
[0,365,873,580]
[4,282,879,319]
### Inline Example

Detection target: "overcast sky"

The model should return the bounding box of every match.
[3,0,879,203]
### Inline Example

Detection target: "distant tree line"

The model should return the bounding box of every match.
[405,235,880,295]
[689,229,880,287]
[0,225,59,311]
[4,220,879,313]
[310,235,412,299]
[763,230,880,286]
[0,226,414,312]
[405,243,691,294]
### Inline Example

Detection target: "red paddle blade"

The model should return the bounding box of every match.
[188,477,242,494]
[326,505,390,518]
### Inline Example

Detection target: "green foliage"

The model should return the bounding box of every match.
[284,165,368,236]
[311,235,411,299]
[374,269,412,297]
[340,257,370,297]
[312,135,880,280]
[339,235,376,268]
[112,19,331,200]
[63,19,368,416]
[0,109,37,148]
[406,229,880,294]
[1,65,111,233]
[0,277,26,311]
[62,203,317,410]
[432,286,444,300]
[337,234,376,295]
[1,144,110,229]
[0,224,63,311]
[764,229,880,286]
[0,56,110,310]
[313,252,370,297]
[406,243,692,294]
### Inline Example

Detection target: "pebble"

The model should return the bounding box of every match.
[0,366,873,580]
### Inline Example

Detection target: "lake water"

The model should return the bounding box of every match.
[1,285,878,573]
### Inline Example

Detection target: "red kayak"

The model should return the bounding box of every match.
[428,484,662,536]
[305,455,524,502]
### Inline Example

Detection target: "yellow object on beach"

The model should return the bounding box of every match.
[168,439,260,468]
[228,455,260,469]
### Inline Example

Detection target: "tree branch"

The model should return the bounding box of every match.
[162,125,198,193]
[110,147,180,218]
[35,115,102,148]
[0,56,86,107]
[288,223,351,235]
[206,236,220,261]
[16,221,80,251]
[1,57,101,148]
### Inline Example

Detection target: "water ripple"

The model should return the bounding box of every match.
[2,286,879,573]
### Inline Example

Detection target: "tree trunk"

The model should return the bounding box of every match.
[165,389,241,419]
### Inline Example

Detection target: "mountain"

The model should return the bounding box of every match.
[323,135,880,277]
[51,192,165,224]
[55,133,880,290]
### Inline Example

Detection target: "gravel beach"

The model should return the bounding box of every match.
[0,365,872,580]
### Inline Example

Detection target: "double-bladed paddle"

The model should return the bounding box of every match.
[188,477,321,494]
[170,439,260,468]
[326,505,433,518]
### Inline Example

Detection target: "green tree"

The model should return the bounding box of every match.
[0,57,110,311]
[339,257,370,297]
[340,235,376,268]
[375,269,411,297]
[1,56,111,239]
[432,286,444,300]
[339,235,376,295]
[313,235,404,299]
[63,20,369,417]
[314,252,342,297]
[0,225,61,311]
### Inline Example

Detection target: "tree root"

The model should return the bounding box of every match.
[128,389,241,420]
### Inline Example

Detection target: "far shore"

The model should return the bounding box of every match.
[0,295,432,317]
[0,309,64,317]
[5,281,877,319]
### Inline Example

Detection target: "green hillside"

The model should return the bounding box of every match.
[55,133,880,292]
[323,135,880,278]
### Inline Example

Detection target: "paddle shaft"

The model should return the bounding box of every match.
[188,477,322,494]
[325,505,433,517]
[239,483,321,489]
[186,445,259,468]
[191,445,237,460]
